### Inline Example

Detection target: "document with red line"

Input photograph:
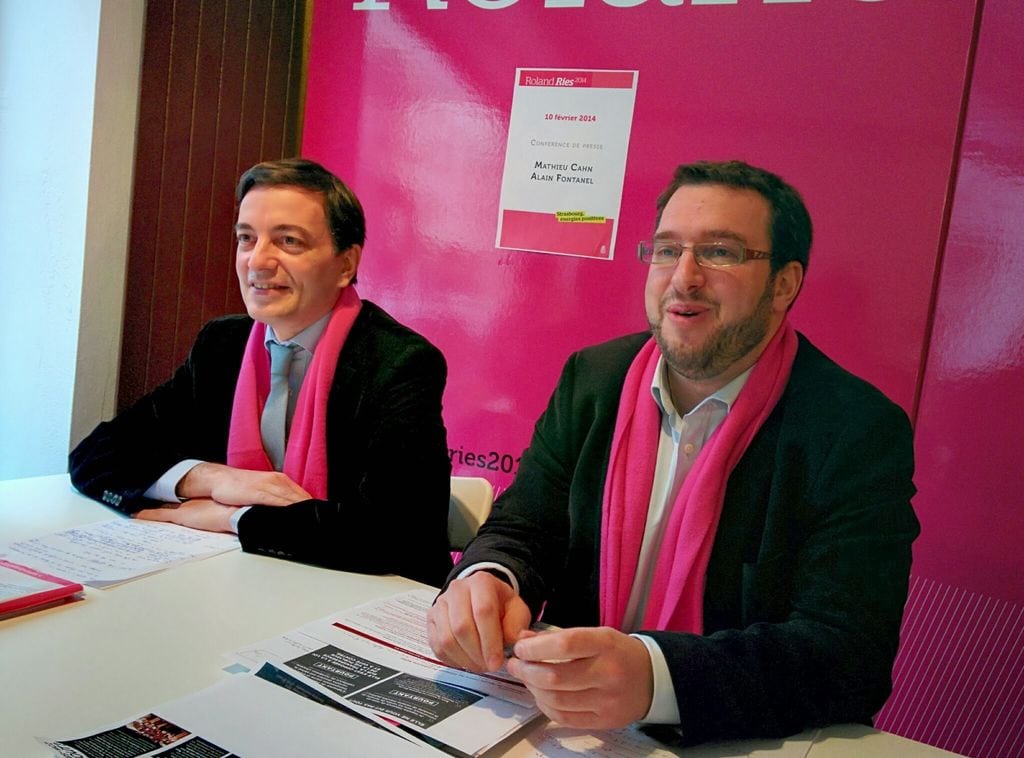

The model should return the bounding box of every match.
[227,589,541,756]
[0,558,83,618]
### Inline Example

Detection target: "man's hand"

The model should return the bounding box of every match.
[178,462,311,506]
[506,627,653,730]
[135,498,237,533]
[427,571,532,672]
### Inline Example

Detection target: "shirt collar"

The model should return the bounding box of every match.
[264,311,332,355]
[650,354,754,419]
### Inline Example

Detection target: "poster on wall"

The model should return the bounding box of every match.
[496,68,638,260]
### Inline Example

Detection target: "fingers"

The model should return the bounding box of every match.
[503,598,533,648]
[135,500,235,533]
[528,699,612,731]
[427,573,528,673]
[223,470,309,506]
[529,682,605,727]
[196,464,311,506]
[506,628,653,730]
[246,471,311,506]
[428,576,497,671]
[507,655,592,691]
[428,590,484,671]
[513,626,607,662]
[472,583,509,671]
[512,659,610,729]
[134,507,173,523]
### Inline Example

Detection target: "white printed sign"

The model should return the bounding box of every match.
[496,68,638,259]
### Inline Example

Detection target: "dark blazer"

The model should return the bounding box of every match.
[70,300,453,586]
[454,331,919,746]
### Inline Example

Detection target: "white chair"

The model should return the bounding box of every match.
[448,476,494,552]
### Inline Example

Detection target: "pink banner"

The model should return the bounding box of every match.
[304,1,974,490]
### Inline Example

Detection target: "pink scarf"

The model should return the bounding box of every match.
[599,320,797,633]
[226,287,363,499]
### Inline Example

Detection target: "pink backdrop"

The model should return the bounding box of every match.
[302,3,1023,756]
[872,2,1024,755]
[304,1,974,490]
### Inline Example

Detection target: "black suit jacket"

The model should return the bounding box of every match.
[454,331,919,745]
[70,300,453,586]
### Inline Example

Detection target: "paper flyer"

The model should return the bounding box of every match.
[42,670,439,758]
[227,589,539,756]
[496,68,638,260]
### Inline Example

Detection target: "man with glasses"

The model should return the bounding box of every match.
[70,158,452,586]
[427,160,919,745]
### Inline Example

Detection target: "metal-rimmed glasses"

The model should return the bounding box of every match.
[638,239,772,268]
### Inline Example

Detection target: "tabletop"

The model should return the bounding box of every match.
[0,475,960,757]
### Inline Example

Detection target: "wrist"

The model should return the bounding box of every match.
[478,568,514,587]
[631,634,680,724]
[177,462,217,499]
[456,562,520,595]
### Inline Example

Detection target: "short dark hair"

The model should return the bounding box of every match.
[655,160,812,274]
[236,157,365,253]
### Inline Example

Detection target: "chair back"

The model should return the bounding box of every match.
[448,476,494,551]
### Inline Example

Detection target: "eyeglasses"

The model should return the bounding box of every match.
[638,239,772,268]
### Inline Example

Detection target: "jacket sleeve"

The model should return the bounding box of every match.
[450,349,597,616]
[68,320,240,514]
[236,332,453,587]
[643,398,919,746]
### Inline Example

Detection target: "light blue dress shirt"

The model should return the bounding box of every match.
[143,313,332,532]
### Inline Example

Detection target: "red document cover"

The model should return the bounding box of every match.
[0,558,84,617]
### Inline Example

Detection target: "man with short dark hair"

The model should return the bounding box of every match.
[427,160,919,744]
[71,158,452,585]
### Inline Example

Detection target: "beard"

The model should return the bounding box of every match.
[649,277,776,382]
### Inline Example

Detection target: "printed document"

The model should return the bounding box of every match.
[42,668,439,758]
[229,589,541,756]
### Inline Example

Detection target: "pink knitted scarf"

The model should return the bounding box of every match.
[226,287,362,499]
[599,319,796,632]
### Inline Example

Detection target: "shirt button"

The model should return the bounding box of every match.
[684,443,696,456]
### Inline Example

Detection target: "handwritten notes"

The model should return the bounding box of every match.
[0,519,239,588]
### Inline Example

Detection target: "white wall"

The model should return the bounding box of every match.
[71,0,144,450]
[0,0,143,481]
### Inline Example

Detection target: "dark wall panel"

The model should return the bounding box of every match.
[118,0,307,411]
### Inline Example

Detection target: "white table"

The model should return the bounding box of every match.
[0,475,960,757]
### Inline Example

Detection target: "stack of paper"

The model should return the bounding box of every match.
[0,558,83,619]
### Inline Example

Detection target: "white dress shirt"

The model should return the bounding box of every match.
[461,355,753,725]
